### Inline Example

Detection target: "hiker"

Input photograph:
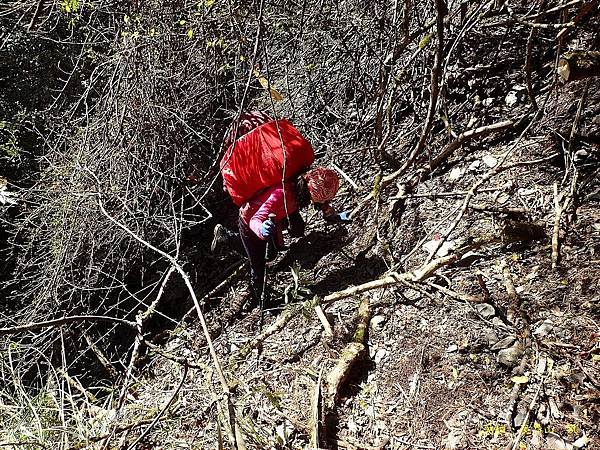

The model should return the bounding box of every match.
[212,111,351,301]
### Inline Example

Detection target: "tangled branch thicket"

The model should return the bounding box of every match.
[4,0,439,375]
[1,0,599,446]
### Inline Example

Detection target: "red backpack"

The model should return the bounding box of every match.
[220,118,315,206]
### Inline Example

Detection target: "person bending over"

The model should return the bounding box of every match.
[212,166,350,301]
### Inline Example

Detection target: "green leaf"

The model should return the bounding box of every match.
[187,28,193,39]
[419,33,433,49]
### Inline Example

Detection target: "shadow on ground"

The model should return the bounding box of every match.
[273,227,388,296]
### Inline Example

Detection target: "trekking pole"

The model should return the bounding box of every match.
[259,213,276,332]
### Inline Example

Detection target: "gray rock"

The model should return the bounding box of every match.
[446,344,459,353]
[491,335,516,351]
[533,319,554,338]
[497,345,523,367]
[546,432,573,450]
[456,251,483,267]
[476,303,496,319]
[370,314,387,330]
[485,330,499,346]
[505,91,519,107]
[514,410,527,427]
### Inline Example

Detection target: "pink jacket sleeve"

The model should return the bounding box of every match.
[249,187,297,240]
[249,188,283,239]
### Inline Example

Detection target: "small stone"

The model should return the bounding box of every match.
[446,344,459,353]
[546,432,573,450]
[574,149,589,163]
[482,154,498,167]
[491,335,516,351]
[485,330,499,346]
[468,160,481,171]
[347,417,358,433]
[533,319,554,338]
[491,317,505,328]
[536,354,548,375]
[449,166,465,180]
[514,410,527,427]
[497,345,523,367]
[518,187,537,196]
[482,97,494,107]
[476,303,495,319]
[573,435,589,448]
[496,192,510,204]
[374,348,387,364]
[549,397,563,419]
[505,91,519,107]
[423,239,455,257]
[456,251,482,267]
[371,315,386,330]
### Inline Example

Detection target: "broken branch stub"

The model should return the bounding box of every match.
[558,50,600,82]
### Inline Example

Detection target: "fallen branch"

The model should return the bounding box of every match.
[325,295,370,431]
[556,0,599,41]
[322,296,370,406]
[323,236,499,304]
[423,118,516,178]
[509,377,546,450]
[501,262,531,428]
[351,116,517,219]
[314,305,333,337]
[470,203,528,215]
[83,331,119,379]
[236,300,311,359]
[524,0,582,20]
[310,367,324,449]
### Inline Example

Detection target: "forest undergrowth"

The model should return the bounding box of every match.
[0,0,599,449]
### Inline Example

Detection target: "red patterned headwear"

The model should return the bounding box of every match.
[303,167,340,204]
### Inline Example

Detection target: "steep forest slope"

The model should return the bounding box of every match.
[0,0,599,449]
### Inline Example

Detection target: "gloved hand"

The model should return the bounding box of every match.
[325,210,353,224]
[336,211,352,222]
[261,219,276,238]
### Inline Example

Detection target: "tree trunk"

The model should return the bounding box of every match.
[558,50,600,82]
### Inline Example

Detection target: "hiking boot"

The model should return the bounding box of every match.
[211,224,227,253]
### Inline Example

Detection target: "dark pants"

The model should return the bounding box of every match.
[222,211,304,298]
[238,216,268,298]
[221,216,274,298]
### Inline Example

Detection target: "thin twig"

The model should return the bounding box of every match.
[0,315,137,336]
[126,364,189,450]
